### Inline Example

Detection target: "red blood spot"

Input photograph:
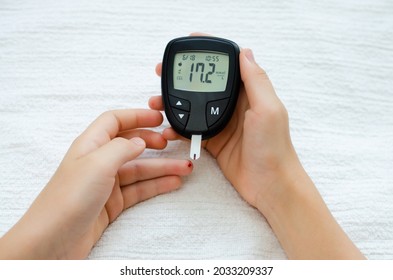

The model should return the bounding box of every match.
[188,161,193,168]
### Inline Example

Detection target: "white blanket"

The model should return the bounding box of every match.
[1,0,392,259]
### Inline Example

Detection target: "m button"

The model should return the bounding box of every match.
[206,99,229,127]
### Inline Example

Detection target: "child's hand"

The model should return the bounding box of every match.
[150,49,294,210]
[0,109,193,259]
[150,46,364,259]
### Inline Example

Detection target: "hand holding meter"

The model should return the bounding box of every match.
[161,36,240,160]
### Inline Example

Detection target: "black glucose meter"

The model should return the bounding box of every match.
[161,36,240,141]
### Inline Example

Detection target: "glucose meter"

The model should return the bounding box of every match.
[161,36,240,159]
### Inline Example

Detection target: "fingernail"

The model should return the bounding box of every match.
[131,137,145,147]
[244,48,255,63]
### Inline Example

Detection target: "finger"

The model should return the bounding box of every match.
[71,109,162,157]
[146,97,187,141]
[162,127,188,142]
[189,32,212,37]
[122,176,182,209]
[85,137,146,175]
[83,109,163,141]
[240,49,279,113]
[104,175,123,223]
[118,129,167,150]
[119,158,193,186]
[94,208,111,243]
[155,63,162,77]
[148,95,164,111]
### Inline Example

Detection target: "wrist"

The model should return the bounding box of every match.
[0,217,60,259]
[255,154,312,218]
[253,154,365,259]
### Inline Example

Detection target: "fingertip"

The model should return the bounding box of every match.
[130,137,146,148]
[148,96,155,109]
[174,159,194,176]
[162,129,174,140]
[155,63,162,77]
[186,160,194,174]
[150,133,168,150]
[148,96,164,110]
[152,109,164,125]
[166,175,183,192]
[243,48,255,63]
[189,32,212,37]
[176,160,194,175]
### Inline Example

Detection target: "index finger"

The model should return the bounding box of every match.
[148,95,164,110]
[70,109,163,157]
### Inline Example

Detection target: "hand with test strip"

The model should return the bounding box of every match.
[150,38,365,259]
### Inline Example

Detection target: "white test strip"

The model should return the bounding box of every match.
[190,135,202,160]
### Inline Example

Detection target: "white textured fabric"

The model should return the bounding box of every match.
[1,0,393,259]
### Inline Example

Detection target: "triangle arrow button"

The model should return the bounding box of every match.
[169,95,190,111]
[172,108,189,126]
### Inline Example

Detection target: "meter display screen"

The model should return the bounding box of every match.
[173,51,229,92]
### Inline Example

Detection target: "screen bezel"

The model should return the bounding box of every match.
[164,37,238,100]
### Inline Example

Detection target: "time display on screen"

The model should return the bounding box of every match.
[173,51,229,92]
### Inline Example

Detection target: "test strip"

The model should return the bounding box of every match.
[190,135,202,160]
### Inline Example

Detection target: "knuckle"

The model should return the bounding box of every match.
[98,110,123,131]
[264,102,288,123]
[99,110,114,119]
[244,65,270,84]
[96,111,112,123]
[254,67,270,80]
[70,134,83,149]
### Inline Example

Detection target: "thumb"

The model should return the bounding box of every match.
[240,48,279,112]
[86,137,146,174]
